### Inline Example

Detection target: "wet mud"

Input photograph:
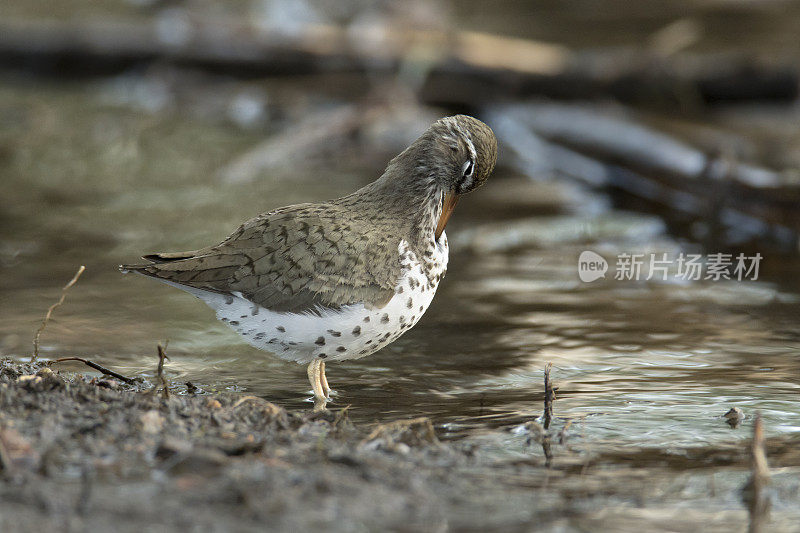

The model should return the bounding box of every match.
[2,358,799,532]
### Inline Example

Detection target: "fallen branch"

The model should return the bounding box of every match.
[0,17,570,80]
[219,105,362,184]
[0,17,795,105]
[32,265,86,362]
[49,357,137,384]
[488,103,800,250]
[489,102,798,191]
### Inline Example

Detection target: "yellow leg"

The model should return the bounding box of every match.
[306,359,328,409]
[319,360,331,398]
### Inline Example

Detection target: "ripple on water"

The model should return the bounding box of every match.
[1,80,799,459]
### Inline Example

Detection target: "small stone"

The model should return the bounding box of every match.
[723,407,745,428]
[206,399,222,409]
[140,410,165,434]
[0,427,38,470]
[96,379,120,390]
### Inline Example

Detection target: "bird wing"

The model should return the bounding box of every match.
[121,203,401,313]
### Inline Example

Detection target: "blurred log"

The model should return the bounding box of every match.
[0,17,569,77]
[0,17,796,105]
[218,98,439,183]
[743,415,771,533]
[219,106,362,184]
[487,102,800,251]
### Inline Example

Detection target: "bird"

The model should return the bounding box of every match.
[121,114,497,406]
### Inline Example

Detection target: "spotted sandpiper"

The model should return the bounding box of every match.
[121,115,497,405]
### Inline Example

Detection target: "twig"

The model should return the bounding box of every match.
[332,405,352,432]
[32,265,85,362]
[745,413,771,533]
[154,342,170,399]
[49,357,136,384]
[543,362,555,430]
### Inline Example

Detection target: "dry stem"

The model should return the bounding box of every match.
[32,265,85,361]
[50,357,136,384]
[543,362,555,430]
[154,342,170,399]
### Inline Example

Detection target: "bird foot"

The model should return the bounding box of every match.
[307,358,332,410]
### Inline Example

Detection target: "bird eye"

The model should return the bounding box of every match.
[462,160,474,178]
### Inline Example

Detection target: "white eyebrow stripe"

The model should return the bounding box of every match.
[464,132,477,164]
[444,117,478,192]
[452,119,477,165]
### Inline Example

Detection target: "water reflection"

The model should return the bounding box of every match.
[1,79,799,458]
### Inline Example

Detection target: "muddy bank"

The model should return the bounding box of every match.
[0,357,549,532]
[1,358,799,532]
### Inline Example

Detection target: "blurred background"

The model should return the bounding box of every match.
[1,0,800,528]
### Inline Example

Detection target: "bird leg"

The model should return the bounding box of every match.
[319,360,331,398]
[307,358,328,408]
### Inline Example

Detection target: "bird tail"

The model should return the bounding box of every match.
[119,250,200,273]
[118,245,244,292]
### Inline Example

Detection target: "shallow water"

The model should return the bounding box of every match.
[2,76,799,459]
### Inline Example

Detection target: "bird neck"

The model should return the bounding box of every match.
[340,157,444,250]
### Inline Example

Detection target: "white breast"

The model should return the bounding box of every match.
[161,236,448,364]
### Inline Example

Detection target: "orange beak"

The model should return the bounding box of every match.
[435,191,460,240]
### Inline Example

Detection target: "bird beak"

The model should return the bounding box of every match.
[435,191,460,240]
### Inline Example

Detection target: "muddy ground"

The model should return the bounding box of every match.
[1,357,797,532]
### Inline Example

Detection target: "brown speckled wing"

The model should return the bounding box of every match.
[125,203,401,313]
